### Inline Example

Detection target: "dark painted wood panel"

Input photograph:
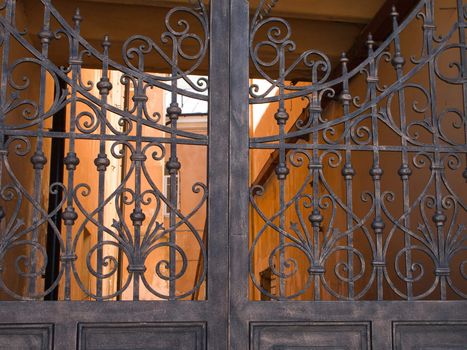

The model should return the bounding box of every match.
[251,322,370,350]
[237,301,467,349]
[393,322,467,350]
[0,324,53,350]
[270,348,348,350]
[78,323,206,350]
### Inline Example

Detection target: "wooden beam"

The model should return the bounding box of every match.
[80,0,209,8]
[82,0,384,24]
[339,0,420,74]
[250,0,387,24]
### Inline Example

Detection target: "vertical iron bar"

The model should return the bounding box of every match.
[425,0,447,299]
[206,0,231,347]
[340,53,355,299]
[274,47,288,298]
[229,0,249,347]
[0,0,14,234]
[116,78,130,300]
[367,34,385,301]
[29,0,51,298]
[458,0,467,185]
[95,36,111,300]
[167,40,181,300]
[391,9,413,299]
[131,53,145,301]
[62,9,83,300]
[309,91,321,301]
[44,78,67,301]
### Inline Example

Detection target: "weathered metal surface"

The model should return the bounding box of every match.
[0,324,53,350]
[229,0,467,348]
[78,323,206,350]
[251,322,371,349]
[0,0,466,349]
[0,0,209,301]
[393,321,467,350]
[0,0,229,348]
[248,0,467,301]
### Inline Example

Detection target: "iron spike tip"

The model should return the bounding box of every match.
[73,8,83,23]
[103,35,111,47]
[366,33,375,47]
[340,52,348,63]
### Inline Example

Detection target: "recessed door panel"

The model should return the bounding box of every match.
[0,324,53,350]
[78,323,206,350]
[251,322,370,350]
[393,322,467,350]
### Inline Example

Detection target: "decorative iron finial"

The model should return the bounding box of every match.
[258,0,280,21]
[102,35,111,49]
[366,33,375,49]
[340,52,349,64]
[73,8,83,25]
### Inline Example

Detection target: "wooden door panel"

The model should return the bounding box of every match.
[0,324,53,350]
[393,322,467,350]
[78,323,206,350]
[251,322,370,350]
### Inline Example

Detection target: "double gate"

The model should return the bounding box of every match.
[0,0,466,348]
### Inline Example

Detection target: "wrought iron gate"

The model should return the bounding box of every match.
[0,0,466,349]
[231,0,467,348]
[0,0,229,348]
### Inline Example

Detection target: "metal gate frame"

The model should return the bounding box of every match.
[0,0,466,349]
[0,0,230,349]
[228,0,467,349]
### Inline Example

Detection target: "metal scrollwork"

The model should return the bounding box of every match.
[0,0,208,300]
[250,0,467,300]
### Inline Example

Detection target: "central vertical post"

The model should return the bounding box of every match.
[208,0,231,349]
[229,0,250,348]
